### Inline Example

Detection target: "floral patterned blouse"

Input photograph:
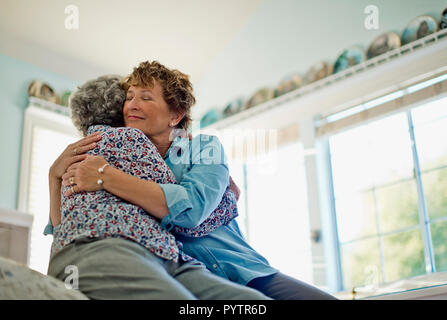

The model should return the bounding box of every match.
[52,125,238,262]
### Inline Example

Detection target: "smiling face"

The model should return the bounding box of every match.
[123,82,180,140]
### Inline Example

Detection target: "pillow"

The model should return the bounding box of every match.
[0,256,88,300]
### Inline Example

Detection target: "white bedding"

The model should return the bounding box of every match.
[0,256,88,300]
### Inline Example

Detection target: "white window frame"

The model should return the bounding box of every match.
[17,100,79,269]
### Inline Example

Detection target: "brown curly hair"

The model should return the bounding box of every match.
[121,61,195,131]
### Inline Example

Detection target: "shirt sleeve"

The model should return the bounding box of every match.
[160,135,229,231]
[43,217,53,235]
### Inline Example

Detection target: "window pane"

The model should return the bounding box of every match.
[413,117,447,171]
[340,238,381,289]
[335,191,377,243]
[28,126,78,274]
[421,168,447,220]
[330,111,426,289]
[375,180,420,233]
[330,125,374,195]
[431,220,447,272]
[382,229,425,283]
[246,142,313,283]
[330,113,413,194]
[412,96,447,172]
[366,114,414,186]
[412,96,447,126]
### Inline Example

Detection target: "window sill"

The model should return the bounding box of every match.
[335,271,447,300]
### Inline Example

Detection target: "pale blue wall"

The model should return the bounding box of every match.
[193,0,447,117]
[0,53,78,210]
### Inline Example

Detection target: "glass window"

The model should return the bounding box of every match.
[412,96,447,273]
[340,238,381,289]
[245,142,313,283]
[431,220,447,272]
[375,180,419,234]
[329,112,426,289]
[27,126,78,274]
[421,168,447,220]
[335,191,377,243]
[382,229,425,282]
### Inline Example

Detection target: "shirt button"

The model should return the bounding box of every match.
[213,264,218,269]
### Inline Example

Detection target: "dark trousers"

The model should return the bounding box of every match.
[247,272,337,300]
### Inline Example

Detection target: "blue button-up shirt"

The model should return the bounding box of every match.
[160,134,277,285]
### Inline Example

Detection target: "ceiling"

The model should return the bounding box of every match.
[0,0,262,84]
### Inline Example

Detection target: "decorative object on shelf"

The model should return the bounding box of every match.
[60,91,72,107]
[243,87,275,110]
[27,80,60,104]
[366,32,401,59]
[207,9,446,128]
[401,15,438,45]
[333,46,365,74]
[200,108,221,128]
[223,97,244,118]
[440,7,447,30]
[274,73,302,97]
[303,61,333,84]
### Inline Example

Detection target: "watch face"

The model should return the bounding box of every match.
[440,7,447,30]
[401,15,438,45]
[223,97,244,117]
[333,46,365,74]
[243,88,275,110]
[274,73,302,97]
[366,32,401,59]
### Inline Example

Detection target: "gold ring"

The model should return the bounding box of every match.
[73,147,78,155]
[71,186,75,194]
[69,177,74,185]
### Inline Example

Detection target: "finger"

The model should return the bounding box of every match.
[73,142,98,156]
[62,177,71,187]
[64,185,77,197]
[66,161,80,174]
[66,154,88,168]
[61,170,76,186]
[71,133,102,151]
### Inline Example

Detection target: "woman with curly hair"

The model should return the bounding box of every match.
[48,60,335,300]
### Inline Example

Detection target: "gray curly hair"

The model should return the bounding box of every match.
[70,75,126,136]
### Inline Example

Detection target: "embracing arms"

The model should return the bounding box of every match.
[62,155,170,220]
[46,133,238,233]
[61,135,230,230]
[48,132,101,227]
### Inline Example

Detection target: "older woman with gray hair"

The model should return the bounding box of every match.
[45,74,267,300]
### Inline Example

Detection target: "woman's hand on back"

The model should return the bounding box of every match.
[49,132,101,227]
[49,132,102,181]
[62,155,109,196]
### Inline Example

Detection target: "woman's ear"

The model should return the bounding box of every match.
[170,111,185,127]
